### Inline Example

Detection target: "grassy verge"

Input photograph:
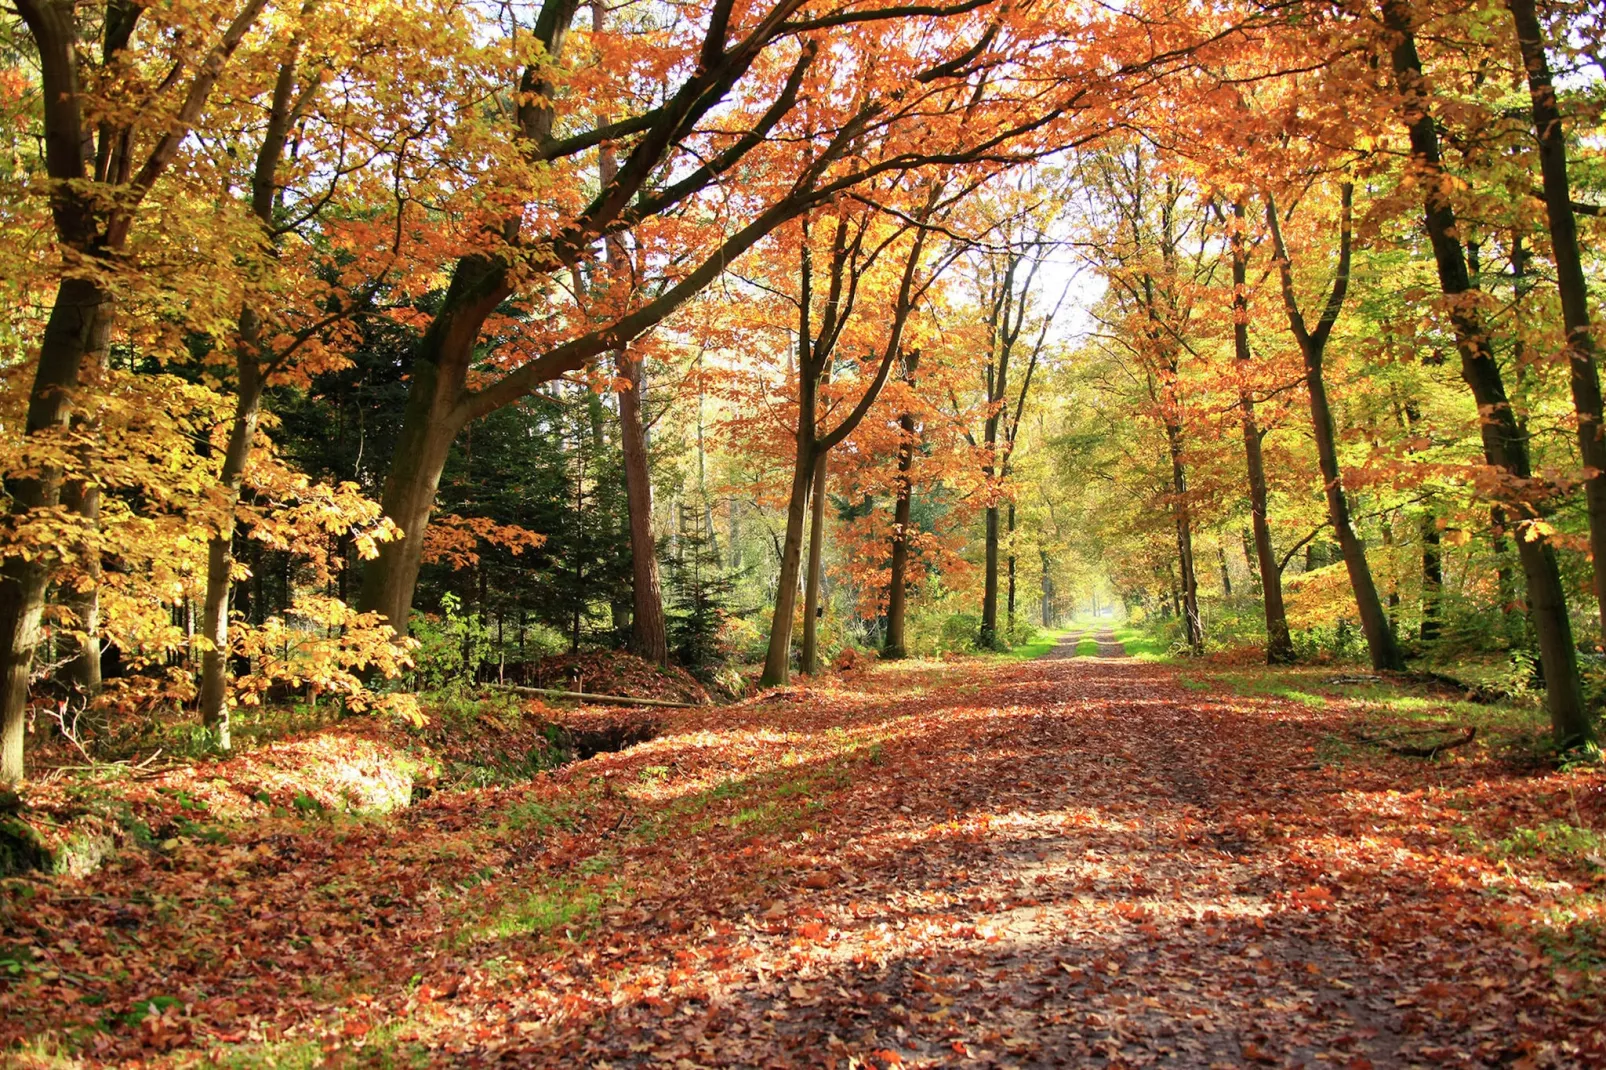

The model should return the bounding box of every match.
[993,628,1075,661]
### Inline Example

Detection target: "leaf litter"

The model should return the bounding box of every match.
[3,654,1604,1067]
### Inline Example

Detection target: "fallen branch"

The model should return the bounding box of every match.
[1353,725,1477,758]
[486,684,701,709]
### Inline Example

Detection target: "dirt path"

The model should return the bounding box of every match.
[8,655,1602,1066]
[1038,629,1084,659]
[1094,626,1126,657]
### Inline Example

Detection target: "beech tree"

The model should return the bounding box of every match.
[3,0,269,782]
[1379,0,1590,748]
[1266,183,1404,673]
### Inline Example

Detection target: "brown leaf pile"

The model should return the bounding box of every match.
[3,655,1604,1067]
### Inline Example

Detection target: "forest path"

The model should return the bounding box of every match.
[9,655,1598,1066]
[1094,626,1126,657]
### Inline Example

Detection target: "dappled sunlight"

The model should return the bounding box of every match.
[6,653,1606,1066]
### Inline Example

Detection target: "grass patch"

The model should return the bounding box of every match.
[1110,624,1167,658]
[995,628,1075,661]
[468,877,623,944]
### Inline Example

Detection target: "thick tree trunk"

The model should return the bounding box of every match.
[759,443,817,687]
[800,453,828,674]
[1,275,111,783]
[884,410,917,659]
[358,347,481,631]
[199,360,264,750]
[1384,0,1591,748]
[1509,0,1606,643]
[1304,351,1403,670]
[1166,420,1203,654]
[617,350,667,665]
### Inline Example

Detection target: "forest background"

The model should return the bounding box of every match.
[2,0,1606,786]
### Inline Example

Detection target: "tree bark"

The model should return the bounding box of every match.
[760,443,817,686]
[981,500,1002,649]
[1166,419,1203,654]
[883,403,918,659]
[3,0,265,780]
[1420,514,1442,643]
[617,350,667,665]
[800,453,828,674]
[1230,202,1294,663]
[0,276,110,782]
[1383,0,1591,748]
[1509,0,1606,644]
[1039,548,1053,628]
[1306,349,1401,670]
[1006,502,1017,637]
[198,364,264,748]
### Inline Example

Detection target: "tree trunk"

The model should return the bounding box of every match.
[358,353,472,630]
[981,501,1001,648]
[1166,419,1203,654]
[759,443,817,686]
[199,360,264,750]
[1039,549,1053,628]
[1384,0,1591,748]
[800,452,828,674]
[0,275,111,783]
[1304,349,1403,670]
[1420,513,1442,643]
[1267,185,1401,671]
[617,350,667,665]
[1218,543,1232,597]
[1231,202,1294,663]
[1006,502,1017,639]
[59,478,103,696]
[884,409,917,659]
[1509,0,1606,644]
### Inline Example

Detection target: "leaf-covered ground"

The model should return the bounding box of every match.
[6,641,1606,1067]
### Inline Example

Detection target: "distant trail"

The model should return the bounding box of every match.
[1038,629,1084,659]
[1095,626,1126,657]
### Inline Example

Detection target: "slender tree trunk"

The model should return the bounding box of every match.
[1384,0,1590,748]
[1305,350,1402,670]
[199,359,265,748]
[759,443,817,686]
[1166,420,1203,654]
[884,409,917,659]
[1231,202,1294,662]
[981,500,1001,649]
[1509,0,1606,644]
[1039,548,1053,628]
[617,350,667,664]
[1420,514,1442,643]
[1268,186,1401,671]
[59,481,103,695]
[800,453,829,674]
[1006,502,1017,639]
[1218,544,1232,597]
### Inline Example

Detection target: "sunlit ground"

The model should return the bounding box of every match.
[6,649,1605,1067]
